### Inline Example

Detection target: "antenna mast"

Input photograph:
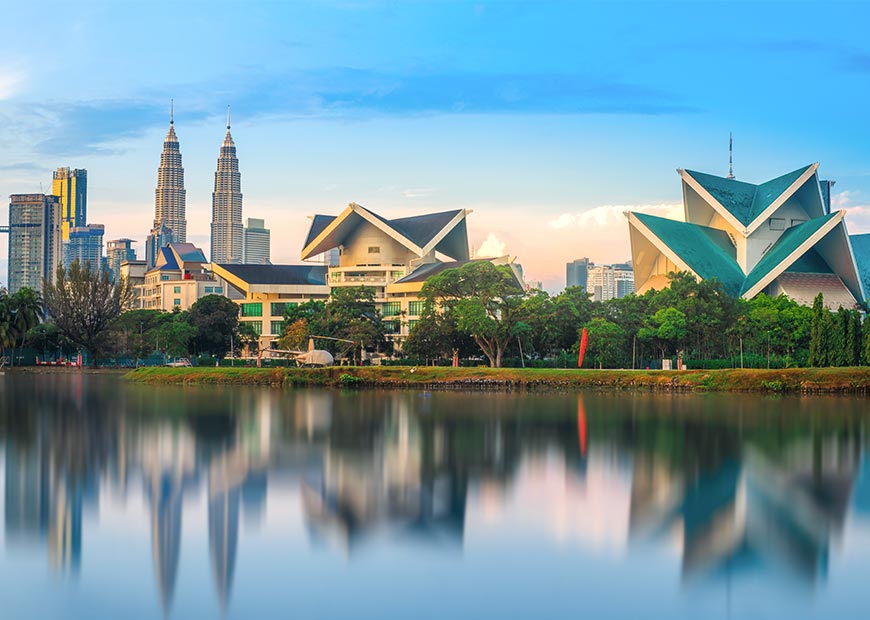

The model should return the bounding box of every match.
[727,132,734,179]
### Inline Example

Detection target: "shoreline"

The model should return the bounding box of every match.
[123,366,870,394]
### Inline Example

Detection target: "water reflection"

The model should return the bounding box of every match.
[1,374,869,619]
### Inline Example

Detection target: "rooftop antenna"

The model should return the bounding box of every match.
[727,132,734,179]
[227,104,231,130]
[170,98,174,125]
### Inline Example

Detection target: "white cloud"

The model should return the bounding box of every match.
[401,187,434,199]
[547,203,682,230]
[476,232,507,257]
[0,67,23,100]
[833,191,870,233]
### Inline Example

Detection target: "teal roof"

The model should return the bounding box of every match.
[785,248,832,274]
[741,213,838,295]
[685,164,815,227]
[850,233,870,303]
[633,212,744,296]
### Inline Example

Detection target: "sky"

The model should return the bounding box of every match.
[3,0,870,292]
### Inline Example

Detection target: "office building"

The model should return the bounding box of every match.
[138,243,216,311]
[106,239,137,282]
[63,224,104,271]
[148,103,186,267]
[7,194,62,294]
[120,260,147,309]
[566,258,589,290]
[613,262,635,298]
[210,108,243,264]
[243,218,269,264]
[51,167,87,241]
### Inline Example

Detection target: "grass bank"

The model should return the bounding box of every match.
[125,366,870,393]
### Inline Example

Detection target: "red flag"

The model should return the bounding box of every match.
[578,328,588,368]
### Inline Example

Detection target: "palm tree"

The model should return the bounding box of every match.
[0,290,14,365]
[5,288,44,366]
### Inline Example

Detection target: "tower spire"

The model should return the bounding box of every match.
[170,98,174,125]
[727,132,734,179]
[226,105,231,131]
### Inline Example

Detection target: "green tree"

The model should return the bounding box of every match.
[24,323,76,359]
[43,261,132,364]
[420,262,524,367]
[155,312,198,358]
[638,307,687,360]
[808,293,829,367]
[580,318,626,369]
[278,318,310,351]
[187,294,240,358]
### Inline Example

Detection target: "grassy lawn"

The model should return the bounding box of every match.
[126,365,870,393]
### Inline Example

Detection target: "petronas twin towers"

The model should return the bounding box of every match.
[149,103,244,267]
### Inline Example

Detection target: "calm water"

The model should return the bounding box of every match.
[1,374,870,619]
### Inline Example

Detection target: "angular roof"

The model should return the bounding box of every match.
[741,213,840,296]
[301,203,470,261]
[681,164,818,230]
[631,213,745,296]
[153,247,179,271]
[850,233,870,303]
[170,243,207,263]
[213,264,327,286]
[387,256,524,293]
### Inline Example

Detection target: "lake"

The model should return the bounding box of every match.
[1,372,869,619]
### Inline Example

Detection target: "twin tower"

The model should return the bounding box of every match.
[147,102,242,268]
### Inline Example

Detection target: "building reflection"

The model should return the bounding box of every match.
[1,380,868,616]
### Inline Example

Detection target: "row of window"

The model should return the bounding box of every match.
[171,285,222,294]
[240,302,302,318]
[380,301,425,316]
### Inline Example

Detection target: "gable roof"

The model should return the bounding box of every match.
[153,247,179,271]
[213,264,327,286]
[301,203,470,261]
[631,212,745,296]
[850,233,870,303]
[170,243,207,264]
[740,212,842,297]
[681,164,818,231]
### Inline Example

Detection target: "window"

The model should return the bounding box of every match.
[384,320,399,334]
[408,320,419,332]
[243,320,263,335]
[408,301,424,315]
[214,287,222,294]
[204,286,213,293]
[241,302,263,317]
[270,320,285,335]
[173,286,181,294]
[161,275,170,281]
[769,218,786,231]
[271,302,297,316]
[391,271,404,281]
[382,302,401,316]
[173,298,181,306]
[368,246,380,254]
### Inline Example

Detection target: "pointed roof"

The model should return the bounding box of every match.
[741,212,842,297]
[170,243,207,264]
[850,233,870,303]
[630,212,745,296]
[301,203,470,261]
[680,164,819,232]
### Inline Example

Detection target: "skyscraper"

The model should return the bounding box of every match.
[106,239,137,282]
[63,224,104,271]
[148,102,186,267]
[566,257,589,290]
[243,218,270,264]
[7,194,62,294]
[51,167,87,241]
[210,107,243,264]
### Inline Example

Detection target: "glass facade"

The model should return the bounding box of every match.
[408,301,424,315]
[270,320,285,335]
[243,320,262,334]
[241,303,263,317]
[271,302,297,317]
[382,302,401,317]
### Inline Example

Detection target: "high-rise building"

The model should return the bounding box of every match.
[613,262,635,298]
[242,218,269,264]
[106,239,137,282]
[587,264,614,302]
[63,224,104,270]
[51,168,87,241]
[566,258,589,290]
[210,108,243,264]
[149,102,186,267]
[7,194,62,294]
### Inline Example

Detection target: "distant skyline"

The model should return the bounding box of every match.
[3,0,870,291]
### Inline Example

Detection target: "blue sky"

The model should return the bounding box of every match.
[2,0,870,290]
